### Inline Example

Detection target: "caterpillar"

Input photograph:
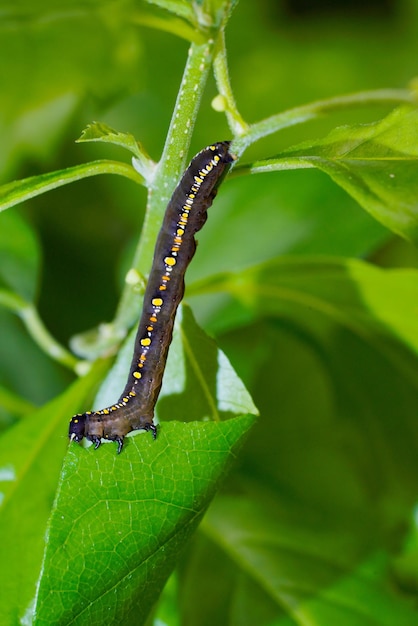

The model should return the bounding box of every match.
[69,141,234,453]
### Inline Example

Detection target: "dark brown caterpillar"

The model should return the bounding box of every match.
[69,141,234,453]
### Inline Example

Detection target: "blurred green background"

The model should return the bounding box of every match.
[1,1,418,622]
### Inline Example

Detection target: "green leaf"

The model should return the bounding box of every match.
[0,360,109,626]
[0,160,142,214]
[175,265,418,623]
[77,122,156,181]
[248,106,418,243]
[0,211,40,301]
[32,305,256,624]
[199,256,418,359]
[33,415,255,625]
[143,0,196,23]
[77,122,146,160]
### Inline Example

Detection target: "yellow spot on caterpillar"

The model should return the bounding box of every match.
[165,256,176,266]
[133,371,142,379]
[162,275,170,282]
[159,285,167,291]
[103,409,110,414]
[73,418,79,424]
[147,325,153,331]
[150,315,157,322]
[188,193,195,199]
[129,391,136,396]
[141,338,151,346]
[123,397,129,403]
[152,297,163,306]
[177,228,184,236]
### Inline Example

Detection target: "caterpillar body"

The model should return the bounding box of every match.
[69,141,234,453]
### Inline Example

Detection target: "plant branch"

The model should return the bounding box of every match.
[212,29,248,136]
[233,88,416,156]
[0,290,80,371]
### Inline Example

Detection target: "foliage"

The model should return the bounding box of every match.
[1,0,418,624]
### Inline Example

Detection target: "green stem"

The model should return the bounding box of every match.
[231,157,315,178]
[113,36,218,333]
[233,88,416,156]
[19,305,80,371]
[212,29,248,136]
[0,289,80,370]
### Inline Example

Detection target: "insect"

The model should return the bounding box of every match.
[69,141,235,453]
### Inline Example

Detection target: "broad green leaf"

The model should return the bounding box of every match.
[196,256,418,360]
[0,160,142,214]
[248,106,418,243]
[0,360,109,626]
[173,250,418,625]
[0,211,40,301]
[32,304,256,625]
[33,415,255,626]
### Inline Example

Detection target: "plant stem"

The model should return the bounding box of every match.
[212,29,248,136]
[0,289,80,370]
[20,305,80,371]
[233,88,416,155]
[113,37,217,333]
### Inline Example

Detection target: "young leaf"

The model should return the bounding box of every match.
[143,0,195,23]
[77,122,149,161]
